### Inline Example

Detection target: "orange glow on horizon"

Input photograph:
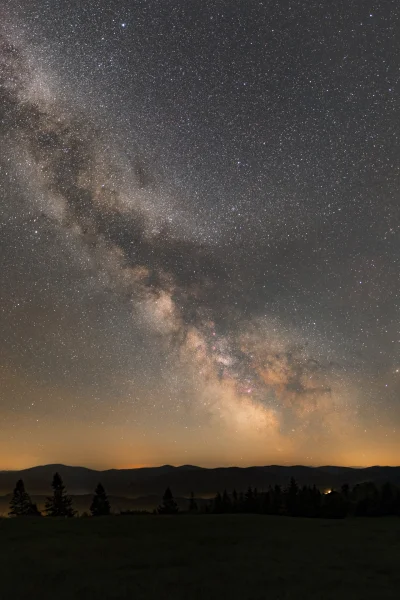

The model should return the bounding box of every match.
[116,463,151,470]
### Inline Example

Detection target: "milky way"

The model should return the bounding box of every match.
[0,1,399,469]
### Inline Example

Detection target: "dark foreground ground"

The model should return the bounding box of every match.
[0,515,399,599]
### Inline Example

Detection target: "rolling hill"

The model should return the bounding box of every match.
[1,464,399,501]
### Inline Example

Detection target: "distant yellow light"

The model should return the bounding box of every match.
[324,489,332,495]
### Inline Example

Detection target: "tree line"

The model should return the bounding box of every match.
[6,473,400,518]
[204,478,400,518]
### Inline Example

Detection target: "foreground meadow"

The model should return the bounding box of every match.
[0,514,399,599]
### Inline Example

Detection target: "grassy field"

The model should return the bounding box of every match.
[0,515,399,599]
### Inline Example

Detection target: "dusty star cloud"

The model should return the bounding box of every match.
[0,0,399,469]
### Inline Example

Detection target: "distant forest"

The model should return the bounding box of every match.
[6,472,400,519]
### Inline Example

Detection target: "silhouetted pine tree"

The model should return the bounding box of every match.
[271,485,282,514]
[213,491,223,513]
[395,487,400,516]
[244,486,256,512]
[296,485,310,517]
[9,479,39,516]
[221,490,232,513]
[353,482,380,517]
[310,485,322,517]
[286,477,299,516]
[188,491,198,512]
[157,487,178,514]
[379,482,396,516]
[45,472,75,517]
[338,483,350,515]
[261,488,272,514]
[90,483,111,516]
[341,483,350,499]
[232,489,238,512]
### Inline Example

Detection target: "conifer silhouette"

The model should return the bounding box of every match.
[157,487,178,514]
[90,482,111,516]
[232,488,238,511]
[286,477,299,516]
[188,491,198,512]
[222,489,232,513]
[213,491,223,513]
[9,479,39,516]
[244,486,256,512]
[44,472,75,517]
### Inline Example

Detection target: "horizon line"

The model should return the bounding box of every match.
[1,462,399,472]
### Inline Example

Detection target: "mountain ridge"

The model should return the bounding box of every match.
[1,464,399,497]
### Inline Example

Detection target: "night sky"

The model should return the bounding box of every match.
[1,0,399,470]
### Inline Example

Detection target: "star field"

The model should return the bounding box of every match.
[0,0,399,469]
